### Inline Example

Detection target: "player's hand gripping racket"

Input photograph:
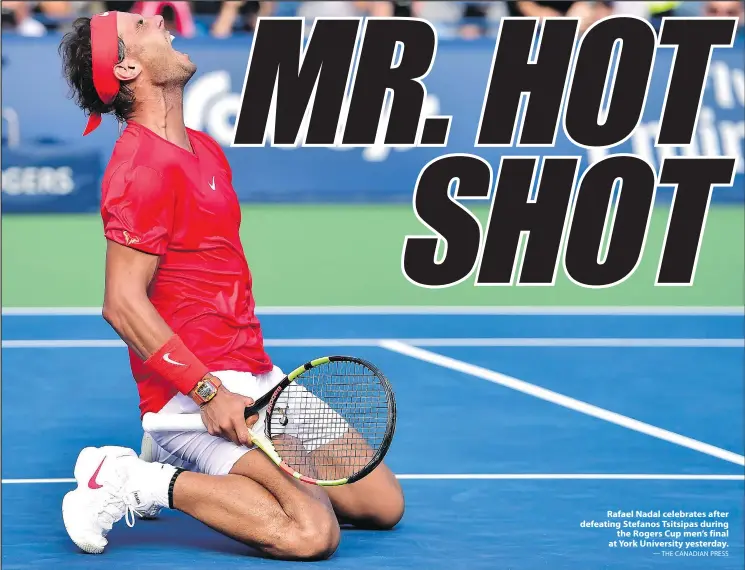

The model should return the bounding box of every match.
[142,356,396,486]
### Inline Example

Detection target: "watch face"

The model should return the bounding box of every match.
[197,381,216,400]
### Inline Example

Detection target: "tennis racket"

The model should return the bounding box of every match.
[142,356,396,487]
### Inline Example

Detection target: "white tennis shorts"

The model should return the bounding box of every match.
[143,366,350,476]
[144,367,286,476]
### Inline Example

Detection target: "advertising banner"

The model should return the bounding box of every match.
[2,32,742,206]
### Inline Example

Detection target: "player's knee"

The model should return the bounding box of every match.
[346,480,405,530]
[279,511,340,561]
[365,486,405,530]
[377,488,405,529]
[300,510,340,560]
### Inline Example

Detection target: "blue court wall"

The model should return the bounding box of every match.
[2,30,743,211]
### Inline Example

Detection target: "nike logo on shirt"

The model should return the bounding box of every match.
[208,177,216,191]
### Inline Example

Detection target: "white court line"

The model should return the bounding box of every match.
[2,474,743,484]
[3,338,744,349]
[2,306,744,316]
[380,341,745,467]
[3,478,77,484]
[3,339,126,348]
[397,474,745,481]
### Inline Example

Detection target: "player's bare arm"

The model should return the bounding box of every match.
[103,239,258,447]
[102,239,172,359]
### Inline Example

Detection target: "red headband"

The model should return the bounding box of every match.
[83,11,121,136]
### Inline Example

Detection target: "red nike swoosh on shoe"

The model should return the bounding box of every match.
[88,457,106,489]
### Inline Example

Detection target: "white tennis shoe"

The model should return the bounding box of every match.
[63,445,178,553]
[62,446,139,554]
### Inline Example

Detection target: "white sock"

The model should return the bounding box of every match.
[121,456,180,509]
[149,462,180,509]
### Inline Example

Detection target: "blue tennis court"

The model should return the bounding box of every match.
[2,309,743,569]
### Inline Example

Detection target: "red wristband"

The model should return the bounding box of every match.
[144,335,210,395]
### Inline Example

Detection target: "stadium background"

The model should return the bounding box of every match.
[2,1,744,308]
[2,3,744,570]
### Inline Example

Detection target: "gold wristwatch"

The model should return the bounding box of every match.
[191,375,222,406]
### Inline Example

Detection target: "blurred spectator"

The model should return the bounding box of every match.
[38,1,87,19]
[101,1,137,13]
[646,1,681,18]
[3,2,96,34]
[131,1,196,37]
[196,1,275,37]
[610,1,653,18]
[460,3,491,40]
[506,1,613,33]
[354,1,423,17]
[295,2,421,20]
[6,0,737,41]
[703,0,744,27]
[389,1,419,17]
[295,1,358,19]
[2,2,48,36]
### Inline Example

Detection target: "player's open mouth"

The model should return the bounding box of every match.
[167,32,189,59]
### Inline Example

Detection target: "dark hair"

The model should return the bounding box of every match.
[59,17,135,124]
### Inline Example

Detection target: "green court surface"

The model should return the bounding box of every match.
[1,204,743,307]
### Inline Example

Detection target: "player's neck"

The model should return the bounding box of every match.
[129,87,192,153]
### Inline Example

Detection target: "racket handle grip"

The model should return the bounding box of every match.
[244,389,273,419]
[142,412,206,432]
[244,403,260,420]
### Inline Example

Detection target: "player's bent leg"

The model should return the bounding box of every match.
[231,444,341,559]
[148,404,340,559]
[325,462,405,530]
[64,443,340,559]
[172,449,340,560]
[282,390,404,530]
[231,449,340,559]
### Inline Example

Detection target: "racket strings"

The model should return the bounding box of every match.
[269,360,391,481]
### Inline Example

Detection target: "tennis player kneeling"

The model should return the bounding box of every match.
[58,11,403,559]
